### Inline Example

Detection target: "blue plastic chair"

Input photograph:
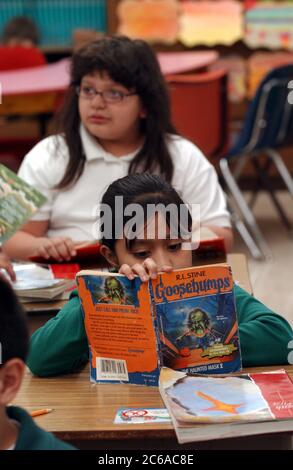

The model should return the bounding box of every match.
[220,64,293,258]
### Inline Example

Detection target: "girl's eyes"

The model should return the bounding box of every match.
[79,85,127,101]
[82,86,95,95]
[168,242,182,252]
[132,251,150,259]
[107,89,124,99]
[131,243,182,258]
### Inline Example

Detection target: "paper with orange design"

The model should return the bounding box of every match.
[117,0,178,43]
[159,367,293,443]
[178,1,243,47]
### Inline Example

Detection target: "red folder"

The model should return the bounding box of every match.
[30,241,101,265]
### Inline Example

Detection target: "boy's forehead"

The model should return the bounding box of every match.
[131,212,170,240]
[129,214,171,243]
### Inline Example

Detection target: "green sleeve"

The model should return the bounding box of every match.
[235,285,293,366]
[27,286,293,375]
[27,292,89,377]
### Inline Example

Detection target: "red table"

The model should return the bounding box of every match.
[0,51,218,97]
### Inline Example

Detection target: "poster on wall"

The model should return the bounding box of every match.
[117,0,179,44]
[178,1,243,46]
[247,52,293,97]
[244,2,293,50]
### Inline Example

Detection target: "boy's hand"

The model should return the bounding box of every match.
[0,253,16,282]
[119,258,172,282]
[34,237,77,261]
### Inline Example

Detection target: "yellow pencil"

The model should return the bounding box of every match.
[30,408,54,417]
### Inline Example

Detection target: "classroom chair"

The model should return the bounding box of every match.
[165,70,262,257]
[166,69,228,158]
[220,64,293,259]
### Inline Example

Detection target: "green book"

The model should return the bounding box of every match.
[0,164,46,244]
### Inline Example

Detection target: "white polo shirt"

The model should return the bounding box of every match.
[18,125,230,241]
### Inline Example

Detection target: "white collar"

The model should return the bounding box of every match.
[80,124,141,163]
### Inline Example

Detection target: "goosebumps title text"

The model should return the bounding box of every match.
[154,276,231,301]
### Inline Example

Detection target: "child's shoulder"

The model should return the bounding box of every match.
[166,134,211,171]
[7,406,75,450]
[19,134,69,177]
[25,134,67,160]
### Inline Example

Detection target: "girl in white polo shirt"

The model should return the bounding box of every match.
[3,36,232,261]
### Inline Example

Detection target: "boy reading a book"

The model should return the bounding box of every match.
[0,279,75,450]
[27,174,293,377]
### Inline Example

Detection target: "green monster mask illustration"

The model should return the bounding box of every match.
[104,277,125,304]
[187,309,211,338]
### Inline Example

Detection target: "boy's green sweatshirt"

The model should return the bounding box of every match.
[6,406,75,450]
[27,285,293,377]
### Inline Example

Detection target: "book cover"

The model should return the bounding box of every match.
[76,272,160,386]
[0,164,46,244]
[159,367,293,443]
[76,263,241,386]
[150,264,241,375]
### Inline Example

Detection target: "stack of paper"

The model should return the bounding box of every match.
[1,263,75,301]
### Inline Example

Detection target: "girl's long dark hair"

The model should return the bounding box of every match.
[53,36,177,189]
[100,173,192,251]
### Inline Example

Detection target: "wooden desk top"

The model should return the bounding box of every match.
[14,365,293,443]
[24,299,67,314]
[227,253,252,295]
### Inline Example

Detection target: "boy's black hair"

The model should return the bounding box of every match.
[53,36,177,189]
[0,279,29,365]
[100,173,192,251]
[2,16,40,45]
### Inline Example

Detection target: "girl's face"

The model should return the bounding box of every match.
[78,71,145,151]
[105,213,193,271]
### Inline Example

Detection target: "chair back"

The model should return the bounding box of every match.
[166,69,228,158]
[228,64,293,157]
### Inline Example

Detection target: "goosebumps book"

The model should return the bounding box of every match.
[76,271,160,386]
[159,367,293,443]
[150,264,241,376]
[76,263,242,386]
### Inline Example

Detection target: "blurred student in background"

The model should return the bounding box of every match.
[3,36,232,262]
[0,16,46,70]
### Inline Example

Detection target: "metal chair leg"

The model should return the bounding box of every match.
[266,149,293,197]
[220,158,273,258]
[248,157,272,209]
[252,155,292,232]
[229,206,264,260]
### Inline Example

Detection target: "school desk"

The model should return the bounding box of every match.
[14,364,293,450]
